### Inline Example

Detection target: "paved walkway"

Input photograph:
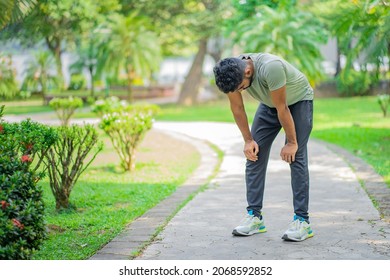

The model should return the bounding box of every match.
[3,114,390,259]
[133,122,390,260]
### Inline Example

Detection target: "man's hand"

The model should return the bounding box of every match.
[244,139,259,162]
[280,143,298,164]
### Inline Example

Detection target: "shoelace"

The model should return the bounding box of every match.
[289,219,302,231]
[241,214,256,226]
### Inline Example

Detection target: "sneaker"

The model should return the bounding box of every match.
[232,212,267,236]
[282,215,314,242]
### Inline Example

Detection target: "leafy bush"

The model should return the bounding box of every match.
[377,94,389,117]
[99,104,159,172]
[68,73,86,91]
[335,69,372,96]
[1,119,59,174]
[44,124,103,210]
[49,97,83,126]
[91,96,128,118]
[0,106,57,259]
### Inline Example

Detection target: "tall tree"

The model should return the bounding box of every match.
[177,0,229,105]
[22,51,58,96]
[1,0,112,89]
[69,1,121,97]
[120,0,228,105]
[230,0,328,84]
[100,13,161,103]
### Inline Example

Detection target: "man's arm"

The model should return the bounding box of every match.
[227,91,259,162]
[270,85,298,164]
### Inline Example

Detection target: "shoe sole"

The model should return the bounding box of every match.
[281,232,314,242]
[232,228,267,236]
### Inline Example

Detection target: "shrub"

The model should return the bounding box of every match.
[91,96,128,118]
[377,94,389,117]
[44,124,103,210]
[0,106,57,259]
[335,69,372,96]
[68,73,86,91]
[99,104,159,172]
[49,97,83,126]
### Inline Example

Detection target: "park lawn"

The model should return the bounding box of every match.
[31,130,200,260]
[1,99,52,115]
[310,97,389,187]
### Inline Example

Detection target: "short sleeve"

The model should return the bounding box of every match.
[264,61,286,91]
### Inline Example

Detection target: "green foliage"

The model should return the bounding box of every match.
[2,119,58,174]
[0,0,36,29]
[335,69,372,96]
[99,104,159,172]
[0,53,19,100]
[44,124,103,210]
[377,94,389,117]
[91,96,128,118]
[0,112,57,259]
[100,12,162,102]
[68,73,86,91]
[124,0,227,56]
[49,97,83,126]
[314,0,390,79]
[22,51,59,95]
[231,0,328,84]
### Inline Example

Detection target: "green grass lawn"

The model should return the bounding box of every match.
[1,99,52,115]
[31,130,200,260]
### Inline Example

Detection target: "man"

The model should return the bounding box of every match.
[213,53,314,242]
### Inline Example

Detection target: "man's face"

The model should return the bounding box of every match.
[235,75,253,93]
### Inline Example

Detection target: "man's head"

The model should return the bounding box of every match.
[213,57,252,94]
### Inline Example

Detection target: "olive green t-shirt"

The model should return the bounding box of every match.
[239,53,313,107]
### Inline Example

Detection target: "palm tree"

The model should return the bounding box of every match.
[316,0,389,82]
[0,0,36,29]
[234,1,328,84]
[22,51,58,97]
[100,13,161,103]
[70,35,103,98]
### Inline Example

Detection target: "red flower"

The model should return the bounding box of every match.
[0,124,3,133]
[1,200,9,210]
[21,155,32,162]
[12,218,24,230]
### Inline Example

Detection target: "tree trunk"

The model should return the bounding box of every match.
[127,64,134,103]
[55,192,70,210]
[45,36,65,90]
[178,38,208,106]
[89,66,95,97]
[335,37,341,77]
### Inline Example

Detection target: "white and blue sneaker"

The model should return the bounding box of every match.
[282,215,314,242]
[232,211,267,236]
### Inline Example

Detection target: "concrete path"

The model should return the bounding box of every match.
[135,122,390,260]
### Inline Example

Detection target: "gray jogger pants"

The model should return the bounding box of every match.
[245,100,313,221]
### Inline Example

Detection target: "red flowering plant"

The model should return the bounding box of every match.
[0,106,57,259]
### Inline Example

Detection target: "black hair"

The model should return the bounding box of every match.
[213,57,246,94]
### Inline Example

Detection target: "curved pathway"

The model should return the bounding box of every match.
[136,122,390,260]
